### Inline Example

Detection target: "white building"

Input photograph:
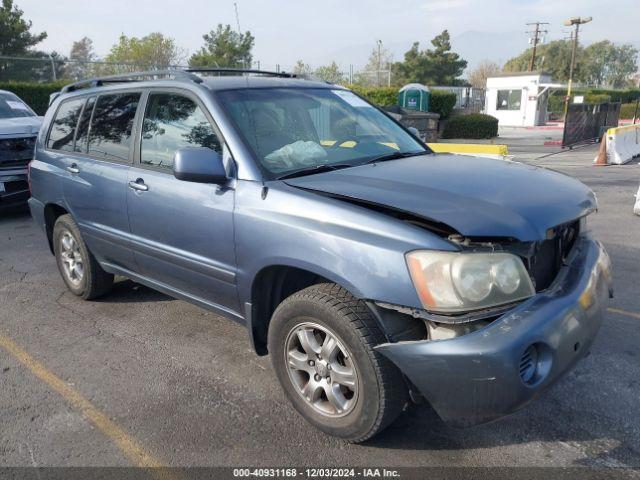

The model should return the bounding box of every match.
[485,72,563,127]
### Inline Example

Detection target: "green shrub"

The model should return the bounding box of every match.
[441,113,498,139]
[621,102,640,119]
[429,90,457,118]
[349,85,397,107]
[349,85,457,118]
[0,81,66,115]
[584,93,611,103]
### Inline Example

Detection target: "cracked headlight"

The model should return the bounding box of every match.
[406,250,535,313]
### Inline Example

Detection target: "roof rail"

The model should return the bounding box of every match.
[59,68,298,95]
[185,68,296,78]
[60,69,203,93]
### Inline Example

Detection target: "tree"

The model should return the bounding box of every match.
[68,36,96,80]
[292,59,312,78]
[582,41,613,87]
[391,30,467,86]
[600,43,638,88]
[0,0,48,80]
[466,60,501,88]
[0,0,47,55]
[354,44,393,86]
[503,40,579,82]
[424,30,467,85]
[188,24,254,68]
[104,33,185,73]
[314,61,344,84]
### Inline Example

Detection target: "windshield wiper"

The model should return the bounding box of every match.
[364,150,426,165]
[276,163,354,180]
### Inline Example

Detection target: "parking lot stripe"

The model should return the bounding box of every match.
[0,331,173,475]
[608,307,640,320]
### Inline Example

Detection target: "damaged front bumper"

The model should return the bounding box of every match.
[375,235,612,427]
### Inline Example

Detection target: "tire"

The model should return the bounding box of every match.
[268,283,407,442]
[53,214,113,300]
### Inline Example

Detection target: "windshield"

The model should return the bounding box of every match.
[0,92,36,119]
[217,88,427,179]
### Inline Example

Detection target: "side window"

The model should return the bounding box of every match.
[74,96,96,153]
[88,92,140,162]
[47,98,85,151]
[496,89,522,111]
[140,93,222,170]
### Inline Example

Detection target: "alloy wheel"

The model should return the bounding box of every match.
[285,322,359,417]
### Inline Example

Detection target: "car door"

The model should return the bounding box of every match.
[55,91,141,268]
[126,89,239,315]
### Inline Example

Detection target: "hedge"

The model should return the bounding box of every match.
[0,81,66,115]
[621,102,640,119]
[350,85,457,118]
[349,85,397,107]
[441,113,499,139]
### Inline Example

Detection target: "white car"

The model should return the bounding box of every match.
[0,90,43,207]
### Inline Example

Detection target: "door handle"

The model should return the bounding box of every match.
[128,178,149,192]
[66,163,80,174]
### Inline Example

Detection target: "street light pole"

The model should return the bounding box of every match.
[377,40,382,87]
[563,16,592,119]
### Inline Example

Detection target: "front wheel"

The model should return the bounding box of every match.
[268,283,407,442]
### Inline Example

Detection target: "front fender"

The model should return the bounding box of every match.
[234,180,457,308]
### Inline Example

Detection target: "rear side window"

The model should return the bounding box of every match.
[74,96,96,153]
[140,93,221,170]
[47,98,85,151]
[88,93,140,162]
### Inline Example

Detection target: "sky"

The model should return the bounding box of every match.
[14,0,640,71]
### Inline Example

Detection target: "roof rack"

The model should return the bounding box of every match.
[60,70,203,93]
[185,68,296,78]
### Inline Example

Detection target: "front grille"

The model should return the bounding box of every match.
[3,180,28,194]
[0,136,36,169]
[526,220,580,291]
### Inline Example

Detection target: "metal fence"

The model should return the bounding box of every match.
[0,56,188,82]
[562,102,621,147]
[430,86,486,112]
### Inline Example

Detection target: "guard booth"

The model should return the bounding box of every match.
[398,84,430,112]
[485,72,562,127]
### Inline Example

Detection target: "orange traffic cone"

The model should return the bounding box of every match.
[593,132,608,166]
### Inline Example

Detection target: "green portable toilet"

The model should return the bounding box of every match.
[398,83,430,112]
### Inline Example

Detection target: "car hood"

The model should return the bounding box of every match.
[0,116,43,137]
[284,154,597,242]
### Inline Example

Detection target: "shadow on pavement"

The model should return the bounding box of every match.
[97,278,175,304]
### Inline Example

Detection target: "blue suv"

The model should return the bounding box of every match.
[28,69,613,442]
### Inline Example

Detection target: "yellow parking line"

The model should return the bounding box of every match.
[607,307,640,320]
[0,331,173,476]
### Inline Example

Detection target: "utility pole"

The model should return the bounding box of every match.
[563,16,592,118]
[526,22,549,71]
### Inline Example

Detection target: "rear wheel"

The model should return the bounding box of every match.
[268,283,407,442]
[53,214,113,299]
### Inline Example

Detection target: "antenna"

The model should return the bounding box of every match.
[234,2,242,33]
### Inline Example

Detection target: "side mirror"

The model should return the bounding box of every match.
[173,147,227,184]
[407,126,420,138]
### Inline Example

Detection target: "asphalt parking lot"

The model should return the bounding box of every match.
[1,141,640,471]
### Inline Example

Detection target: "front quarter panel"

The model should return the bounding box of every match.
[234,180,458,308]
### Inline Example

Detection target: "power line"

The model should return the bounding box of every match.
[526,21,549,71]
